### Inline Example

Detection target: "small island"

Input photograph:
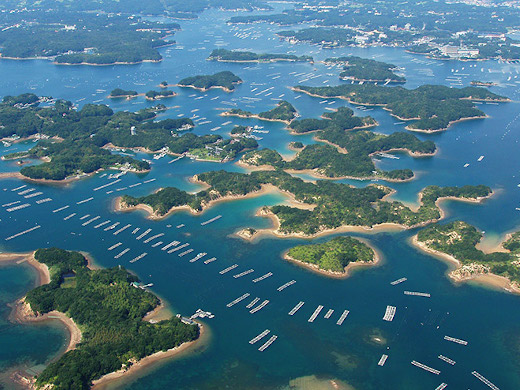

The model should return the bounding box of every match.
[208,49,313,63]
[284,236,377,277]
[470,80,497,87]
[293,84,508,132]
[325,56,405,83]
[119,169,492,237]
[9,248,200,389]
[177,71,242,92]
[108,88,139,99]
[414,221,520,293]
[145,89,177,101]
[222,100,298,124]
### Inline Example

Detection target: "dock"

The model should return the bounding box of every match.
[168,243,189,253]
[6,203,31,212]
[435,384,448,390]
[2,201,20,207]
[277,280,296,291]
[233,269,254,278]
[151,241,163,248]
[94,220,110,229]
[143,233,164,243]
[129,252,147,263]
[132,228,140,234]
[250,300,269,314]
[249,329,270,344]
[220,264,238,274]
[204,257,217,264]
[104,222,120,231]
[404,291,431,298]
[63,213,76,220]
[76,197,94,205]
[444,336,468,345]
[472,371,499,390]
[143,178,156,184]
[108,242,122,251]
[226,293,250,307]
[289,301,304,316]
[438,355,456,365]
[378,354,388,366]
[336,310,350,325]
[161,241,180,251]
[383,306,396,321]
[390,277,407,285]
[36,198,52,204]
[136,228,152,240]
[246,297,260,309]
[82,216,100,226]
[411,360,440,375]
[324,309,334,319]
[93,179,121,192]
[201,215,222,226]
[252,272,272,283]
[189,252,207,263]
[5,225,41,241]
[178,249,194,257]
[113,224,131,235]
[79,214,91,220]
[308,305,324,322]
[114,248,130,259]
[258,335,277,352]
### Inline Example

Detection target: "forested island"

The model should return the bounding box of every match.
[0,93,257,180]
[285,236,376,277]
[17,248,200,389]
[208,49,313,63]
[109,89,139,99]
[223,100,298,123]
[240,106,434,181]
[120,169,492,237]
[415,221,520,292]
[0,10,179,65]
[325,56,405,83]
[145,90,176,100]
[293,84,508,132]
[471,81,497,87]
[177,71,242,92]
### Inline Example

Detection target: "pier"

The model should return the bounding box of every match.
[168,243,189,253]
[151,241,163,248]
[226,293,250,307]
[36,198,52,204]
[246,297,260,309]
[336,310,350,325]
[252,272,272,283]
[93,179,121,191]
[189,252,207,263]
[82,216,100,226]
[250,300,269,314]
[390,277,407,285]
[104,222,120,231]
[444,336,468,345]
[220,264,238,274]
[404,291,431,298]
[233,269,254,278]
[11,185,26,191]
[161,241,180,251]
[76,197,94,205]
[79,214,91,220]
[383,306,396,321]
[143,233,164,243]
[438,355,456,365]
[258,335,277,352]
[6,203,30,212]
[108,242,122,251]
[63,213,76,220]
[5,225,41,241]
[178,249,194,257]
[308,305,324,322]
[114,248,130,259]
[249,329,270,344]
[378,354,388,366]
[472,371,500,390]
[129,252,147,263]
[143,178,156,184]
[94,220,110,229]
[411,360,440,375]
[324,309,334,319]
[277,280,296,291]
[289,301,305,316]
[132,228,140,234]
[435,384,448,390]
[204,257,217,264]
[201,215,222,226]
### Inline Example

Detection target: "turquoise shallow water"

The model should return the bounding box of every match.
[1,4,520,389]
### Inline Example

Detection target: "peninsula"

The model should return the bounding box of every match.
[414,221,520,293]
[119,169,492,237]
[177,71,242,92]
[293,84,508,132]
[284,236,377,277]
[208,49,313,63]
[10,248,200,390]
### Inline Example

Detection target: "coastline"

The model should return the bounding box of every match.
[220,111,294,125]
[2,251,205,389]
[410,235,520,295]
[282,239,382,279]
[174,83,239,93]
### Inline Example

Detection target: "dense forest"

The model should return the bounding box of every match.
[225,100,297,123]
[294,85,507,131]
[208,49,313,63]
[0,94,257,179]
[177,71,242,92]
[26,248,199,390]
[145,90,176,100]
[417,221,520,283]
[109,89,138,98]
[286,236,375,273]
[123,169,491,235]
[325,56,405,83]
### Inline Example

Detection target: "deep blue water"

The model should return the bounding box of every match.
[1,4,520,390]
